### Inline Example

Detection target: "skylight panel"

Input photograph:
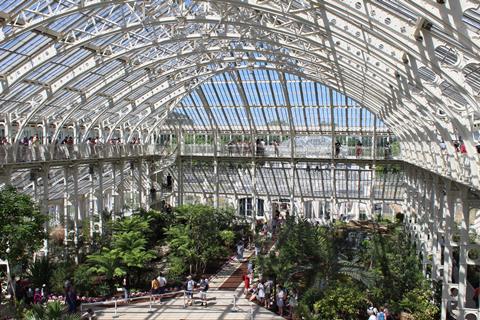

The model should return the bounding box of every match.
[270,82,286,105]
[48,13,84,32]
[242,80,260,106]
[33,63,70,82]
[202,83,221,106]
[258,80,274,106]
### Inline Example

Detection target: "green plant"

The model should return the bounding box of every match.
[45,301,64,320]
[73,264,94,296]
[312,280,368,320]
[87,249,125,295]
[165,204,236,276]
[0,186,48,271]
[50,262,73,294]
[399,286,440,320]
[28,257,52,290]
[24,303,45,320]
[220,230,235,247]
[93,282,111,297]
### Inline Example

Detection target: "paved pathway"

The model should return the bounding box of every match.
[94,290,281,319]
[94,249,283,319]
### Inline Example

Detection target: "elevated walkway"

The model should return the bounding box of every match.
[0,144,176,169]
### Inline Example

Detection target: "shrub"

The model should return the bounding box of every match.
[28,258,52,290]
[313,281,368,320]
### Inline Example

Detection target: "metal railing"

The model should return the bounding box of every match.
[181,144,400,160]
[0,144,174,165]
[79,289,211,317]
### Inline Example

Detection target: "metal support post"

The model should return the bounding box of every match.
[97,162,104,235]
[138,160,143,208]
[42,165,50,255]
[63,167,69,247]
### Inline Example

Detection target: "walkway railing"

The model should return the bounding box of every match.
[181,144,399,160]
[0,144,174,165]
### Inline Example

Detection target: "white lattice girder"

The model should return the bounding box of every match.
[0,0,476,124]
[3,1,478,151]
[35,42,399,138]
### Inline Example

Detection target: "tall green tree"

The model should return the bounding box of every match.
[165,204,235,276]
[0,186,47,268]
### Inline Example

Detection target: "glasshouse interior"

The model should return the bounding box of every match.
[0,1,480,320]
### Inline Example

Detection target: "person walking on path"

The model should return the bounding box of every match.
[65,286,77,314]
[288,289,298,319]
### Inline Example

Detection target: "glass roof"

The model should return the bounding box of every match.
[0,0,477,155]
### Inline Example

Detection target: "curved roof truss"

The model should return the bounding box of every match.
[0,1,479,168]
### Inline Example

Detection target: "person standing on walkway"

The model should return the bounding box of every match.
[185,275,195,306]
[264,279,273,309]
[237,240,244,261]
[276,285,285,317]
[243,273,250,296]
[247,260,253,274]
[335,141,341,158]
[157,273,167,303]
[122,275,130,303]
[256,280,265,305]
[355,141,363,158]
[473,286,480,308]
[199,276,209,307]
[151,277,160,302]
[288,289,298,319]
[273,140,279,157]
[65,286,77,314]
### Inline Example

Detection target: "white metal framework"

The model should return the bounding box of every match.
[0,0,479,186]
[0,1,480,319]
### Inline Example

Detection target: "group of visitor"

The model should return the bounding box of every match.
[367,306,391,320]
[184,275,209,307]
[226,139,274,156]
[227,140,253,156]
[0,135,143,147]
[243,260,297,318]
[150,273,167,303]
[4,278,48,305]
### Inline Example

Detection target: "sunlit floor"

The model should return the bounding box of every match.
[94,290,283,320]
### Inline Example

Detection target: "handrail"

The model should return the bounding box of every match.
[0,144,176,165]
[79,288,209,315]
[180,143,401,160]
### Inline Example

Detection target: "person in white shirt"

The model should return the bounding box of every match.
[276,286,285,316]
[185,276,195,306]
[367,307,377,320]
[256,281,265,304]
[157,273,167,302]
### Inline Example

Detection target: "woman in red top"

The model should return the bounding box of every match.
[243,274,250,295]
